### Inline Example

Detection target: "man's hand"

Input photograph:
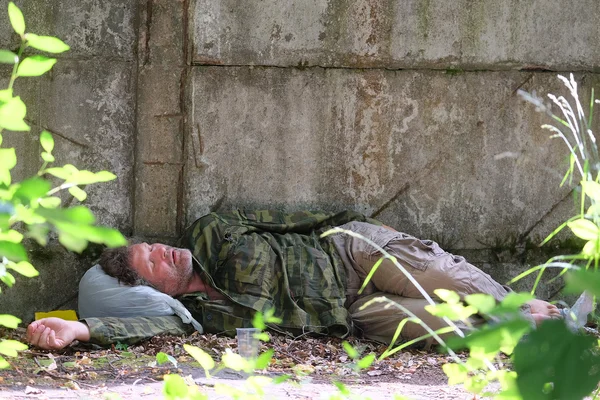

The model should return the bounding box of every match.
[26,318,91,350]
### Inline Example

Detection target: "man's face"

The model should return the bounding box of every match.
[129,243,193,296]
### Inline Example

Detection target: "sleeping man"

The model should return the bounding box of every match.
[26,210,561,350]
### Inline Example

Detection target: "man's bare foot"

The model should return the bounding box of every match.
[527,299,562,326]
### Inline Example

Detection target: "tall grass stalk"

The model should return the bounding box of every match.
[516,74,600,291]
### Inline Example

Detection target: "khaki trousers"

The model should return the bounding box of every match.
[333,222,534,346]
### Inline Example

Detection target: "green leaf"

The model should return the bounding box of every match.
[0,230,22,243]
[442,363,469,385]
[0,241,28,262]
[156,352,178,367]
[464,374,488,395]
[272,375,292,384]
[356,353,376,370]
[465,293,497,315]
[27,224,49,246]
[44,167,72,180]
[0,170,10,187]
[13,177,51,204]
[0,356,9,369]
[57,232,87,253]
[0,50,17,64]
[8,2,25,35]
[564,269,600,297]
[567,218,599,241]
[17,55,57,77]
[434,289,461,304]
[7,261,38,277]
[333,381,350,395]
[252,311,266,331]
[489,292,534,316]
[1,271,15,287]
[68,186,87,201]
[162,374,188,400]
[582,240,597,256]
[0,96,29,131]
[39,130,54,153]
[66,170,116,185]
[94,171,117,182]
[36,206,96,225]
[184,344,215,372]
[0,314,21,329]
[25,34,70,54]
[254,349,274,369]
[220,350,251,372]
[0,149,17,171]
[55,224,126,247]
[254,332,269,342]
[342,341,359,359]
[38,197,61,208]
[41,151,55,162]
[514,320,600,400]
[425,302,477,321]
[0,89,13,102]
[582,180,600,203]
[0,340,27,357]
[447,319,532,358]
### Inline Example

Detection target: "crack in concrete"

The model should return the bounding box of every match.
[143,0,153,66]
[142,161,185,166]
[370,154,446,220]
[188,62,599,74]
[24,120,90,148]
[518,187,576,244]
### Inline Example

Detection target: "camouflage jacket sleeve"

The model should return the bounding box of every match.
[81,316,194,346]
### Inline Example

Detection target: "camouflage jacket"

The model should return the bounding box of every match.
[83,210,378,345]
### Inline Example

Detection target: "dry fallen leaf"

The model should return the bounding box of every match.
[367,370,382,376]
[62,381,80,391]
[24,386,43,395]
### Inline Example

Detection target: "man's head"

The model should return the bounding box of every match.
[99,243,194,296]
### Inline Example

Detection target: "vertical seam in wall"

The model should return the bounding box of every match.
[143,0,153,66]
[131,0,147,236]
[177,0,192,235]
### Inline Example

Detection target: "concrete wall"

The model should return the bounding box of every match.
[0,0,137,319]
[2,0,599,320]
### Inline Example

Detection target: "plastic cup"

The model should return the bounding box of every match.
[236,328,259,359]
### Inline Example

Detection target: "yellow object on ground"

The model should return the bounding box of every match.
[34,310,78,321]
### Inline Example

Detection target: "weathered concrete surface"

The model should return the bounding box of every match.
[0,0,136,60]
[193,0,600,70]
[0,0,137,320]
[0,241,102,323]
[133,0,188,237]
[186,67,591,249]
[2,0,599,322]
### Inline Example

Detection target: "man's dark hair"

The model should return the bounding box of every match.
[99,246,148,286]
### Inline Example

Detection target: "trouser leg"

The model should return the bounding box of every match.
[348,292,477,347]
[337,222,510,301]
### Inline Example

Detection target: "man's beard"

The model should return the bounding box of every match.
[168,248,194,295]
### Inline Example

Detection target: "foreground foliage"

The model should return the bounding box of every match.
[0,2,125,369]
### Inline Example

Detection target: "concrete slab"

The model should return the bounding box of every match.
[0,0,137,61]
[36,59,135,231]
[186,67,595,250]
[192,0,600,70]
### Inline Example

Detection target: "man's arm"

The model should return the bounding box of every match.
[26,316,193,349]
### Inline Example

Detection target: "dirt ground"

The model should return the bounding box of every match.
[0,328,502,399]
